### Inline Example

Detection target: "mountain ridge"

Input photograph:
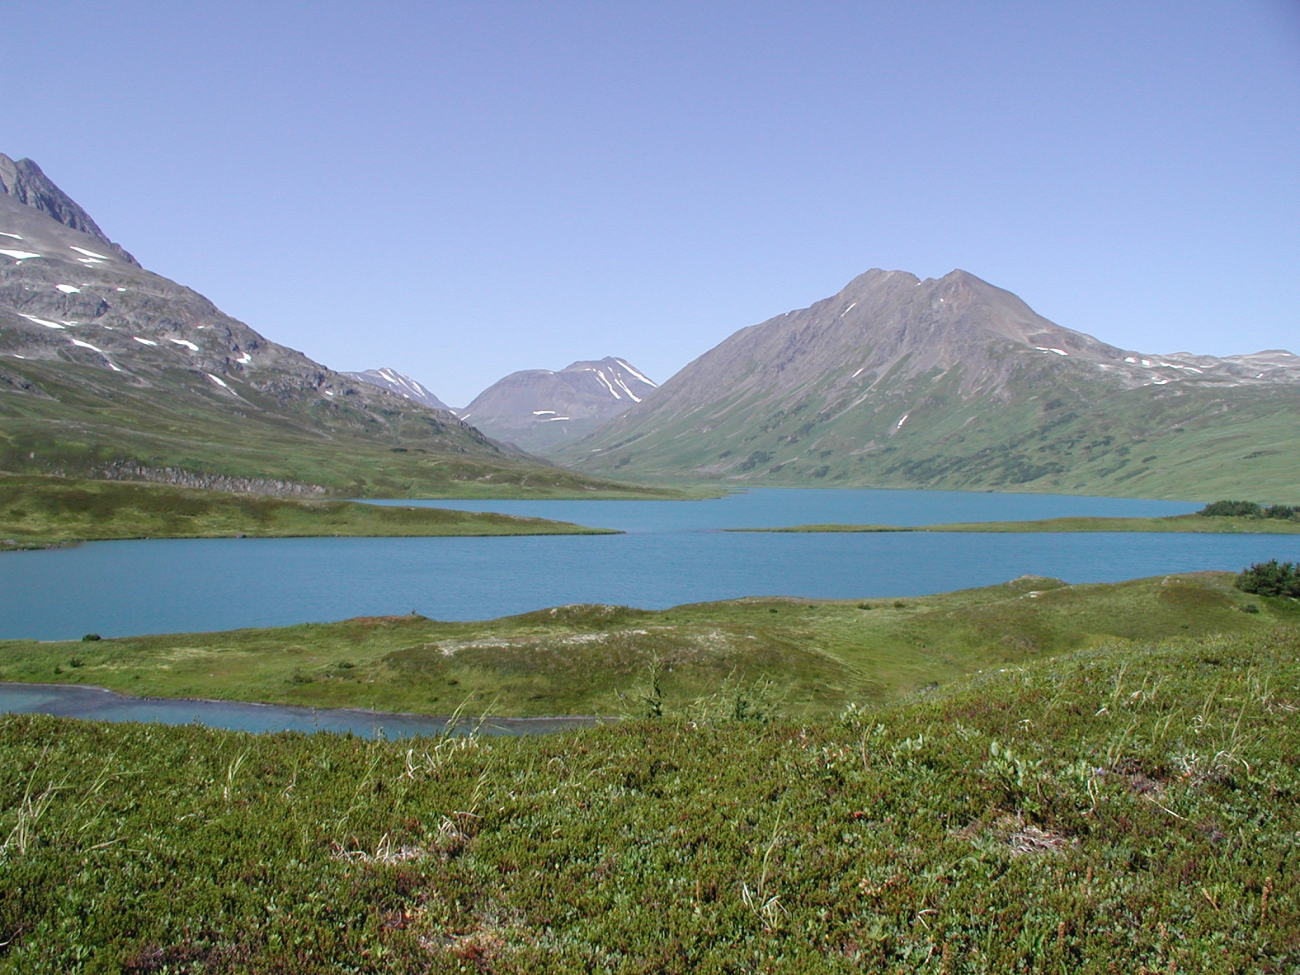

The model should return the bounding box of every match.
[550,269,1300,501]
[0,156,652,498]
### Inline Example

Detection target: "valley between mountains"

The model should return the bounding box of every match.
[3,154,1300,972]
[3,151,1296,505]
[0,155,658,501]
[352,270,1300,504]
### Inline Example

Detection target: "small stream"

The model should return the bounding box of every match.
[0,682,602,738]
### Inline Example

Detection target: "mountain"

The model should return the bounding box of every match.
[550,269,1300,501]
[0,155,648,498]
[460,357,658,451]
[342,368,452,411]
[0,155,138,266]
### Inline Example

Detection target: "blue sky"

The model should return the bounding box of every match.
[4,1,1298,405]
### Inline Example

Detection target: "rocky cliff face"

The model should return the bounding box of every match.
[0,156,620,496]
[551,269,1300,500]
[0,154,139,266]
[461,357,658,451]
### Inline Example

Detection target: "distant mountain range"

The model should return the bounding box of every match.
[9,151,1292,502]
[456,357,658,451]
[342,368,452,411]
[339,358,657,452]
[551,269,1300,501]
[0,153,641,498]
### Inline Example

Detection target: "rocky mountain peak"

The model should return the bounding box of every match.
[0,154,139,266]
[458,356,658,452]
[0,155,532,490]
[551,265,1300,497]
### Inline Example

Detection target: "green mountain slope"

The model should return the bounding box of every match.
[0,156,653,498]
[550,269,1300,501]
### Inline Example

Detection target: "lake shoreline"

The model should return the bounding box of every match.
[5,570,1296,720]
[0,475,622,548]
[726,514,1300,534]
[14,487,1300,642]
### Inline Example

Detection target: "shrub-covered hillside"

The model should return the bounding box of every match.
[2,627,1298,972]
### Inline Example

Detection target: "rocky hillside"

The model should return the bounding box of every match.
[461,356,658,451]
[0,154,646,498]
[551,269,1300,501]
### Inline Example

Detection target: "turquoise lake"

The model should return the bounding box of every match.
[4,488,1300,641]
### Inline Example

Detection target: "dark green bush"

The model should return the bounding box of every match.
[1199,500,1262,517]
[1201,501,1298,520]
[1235,560,1300,597]
[80,633,101,642]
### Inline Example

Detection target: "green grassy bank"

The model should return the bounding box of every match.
[0,476,616,548]
[736,513,1300,534]
[3,572,1295,718]
[3,625,1298,971]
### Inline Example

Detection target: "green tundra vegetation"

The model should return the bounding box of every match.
[735,500,1300,536]
[1,622,1297,971]
[1,572,1295,718]
[0,476,616,549]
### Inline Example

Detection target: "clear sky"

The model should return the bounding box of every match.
[4,1,1298,405]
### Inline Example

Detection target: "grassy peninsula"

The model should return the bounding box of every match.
[3,571,1294,718]
[0,475,615,548]
[3,622,1298,970]
[735,512,1300,535]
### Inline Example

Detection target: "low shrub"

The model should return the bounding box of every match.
[1200,500,1262,517]
[1200,500,1297,520]
[1236,559,1300,597]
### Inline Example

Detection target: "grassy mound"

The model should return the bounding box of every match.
[2,571,1295,717]
[2,627,1297,971]
[0,475,615,547]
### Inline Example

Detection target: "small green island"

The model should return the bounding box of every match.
[731,500,1300,535]
[0,475,617,549]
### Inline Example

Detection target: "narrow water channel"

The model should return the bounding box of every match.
[0,682,602,738]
